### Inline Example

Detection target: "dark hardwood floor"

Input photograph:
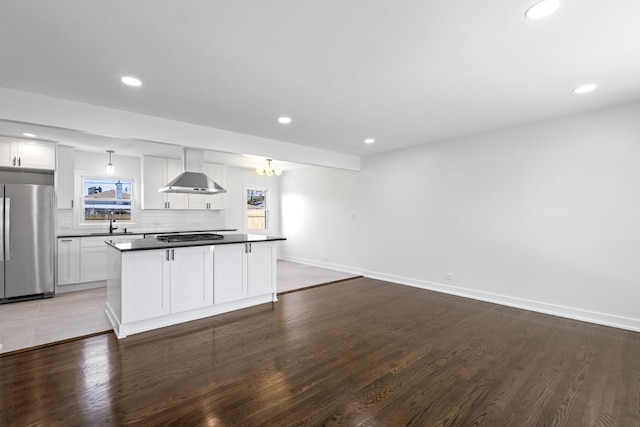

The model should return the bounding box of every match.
[1,277,639,426]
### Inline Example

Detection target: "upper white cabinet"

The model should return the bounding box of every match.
[56,146,75,209]
[142,156,188,210]
[188,163,226,210]
[0,136,55,170]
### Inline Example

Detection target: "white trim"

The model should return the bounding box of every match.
[74,171,139,228]
[278,255,640,332]
[106,295,274,339]
[363,270,640,333]
[244,186,271,234]
[278,255,364,277]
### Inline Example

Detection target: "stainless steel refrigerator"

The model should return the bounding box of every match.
[0,184,55,302]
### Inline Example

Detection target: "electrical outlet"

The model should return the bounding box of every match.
[444,272,454,280]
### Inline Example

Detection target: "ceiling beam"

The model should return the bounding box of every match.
[0,87,360,171]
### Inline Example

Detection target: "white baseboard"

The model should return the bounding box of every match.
[364,270,640,333]
[57,280,105,293]
[278,255,363,277]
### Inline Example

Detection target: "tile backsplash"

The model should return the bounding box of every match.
[57,209,227,234]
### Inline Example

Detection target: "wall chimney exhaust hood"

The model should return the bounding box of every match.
[158,147,226,194]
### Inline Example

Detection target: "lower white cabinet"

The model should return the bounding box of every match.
[57,238,80,285]
[213,244,246,304]
[170,246,214,313]
[106,239,279,338]
[80,237,109,283]
[121,246,213,323]
[214,242,275,304]
[57,235,143,286]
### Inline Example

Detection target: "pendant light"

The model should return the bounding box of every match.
[256,158,282,176]
[105,150,115,175]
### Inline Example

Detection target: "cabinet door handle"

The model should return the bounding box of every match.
[61,239,73,242]
[18,157,21,167]
[166,250,170,261]
[12,157,16,166]
[171,249,175,260]
[248,243,252,253]
[71,200,74,208]
[168,202,170,209]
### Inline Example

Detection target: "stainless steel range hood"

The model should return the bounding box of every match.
[158,147,226,194]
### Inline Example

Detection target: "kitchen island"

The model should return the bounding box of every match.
[105,233,286,338]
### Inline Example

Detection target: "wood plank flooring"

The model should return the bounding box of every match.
[1,277,639,426]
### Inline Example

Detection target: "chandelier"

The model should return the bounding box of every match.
[256,158,282,176]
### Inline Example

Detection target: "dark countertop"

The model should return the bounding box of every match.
[57,229,238,238]
[106,233,286,252]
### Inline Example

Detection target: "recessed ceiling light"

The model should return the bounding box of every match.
[364,138,375,144]
[574,84,597,94]
[525,0,561,20]
[278,117,292,124]
[121,76,142,87]
[22,132,37,138]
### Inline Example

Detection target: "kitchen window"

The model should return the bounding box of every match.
[246,188,268,231]
[82,177,132,221]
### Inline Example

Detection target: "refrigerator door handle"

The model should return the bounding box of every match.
[4,198,9,260]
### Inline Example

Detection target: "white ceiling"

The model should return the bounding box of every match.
[1,0,639,160]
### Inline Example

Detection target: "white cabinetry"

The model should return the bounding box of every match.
[0,136,55,170]
[214,242,275,304]
[57,238,80,285]
[213,243,246,304]
[142,156,188,209]
[121,249,171,322]
[188,163,226,210]
[57,235,143,286]
[121,246,213,323]
[247,242,275,297]
[80,237,110,283]
[56,146,75,209]
[106,238,279,338]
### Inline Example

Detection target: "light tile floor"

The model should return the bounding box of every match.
[0,287,110,354]
[0,260,358,354]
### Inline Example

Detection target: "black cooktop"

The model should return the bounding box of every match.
[156,233,224,243]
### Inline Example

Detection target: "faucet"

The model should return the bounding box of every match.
[109,212,118,234]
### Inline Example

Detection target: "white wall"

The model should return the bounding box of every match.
[280,101,640,331]
[225,166,282,236]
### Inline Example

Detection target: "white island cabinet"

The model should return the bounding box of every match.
[213,242,277,304]
[121,246,213,323]
[106,236,281,339]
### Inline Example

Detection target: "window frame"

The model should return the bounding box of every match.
[75,173,138,227]
[244,186,270,233]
